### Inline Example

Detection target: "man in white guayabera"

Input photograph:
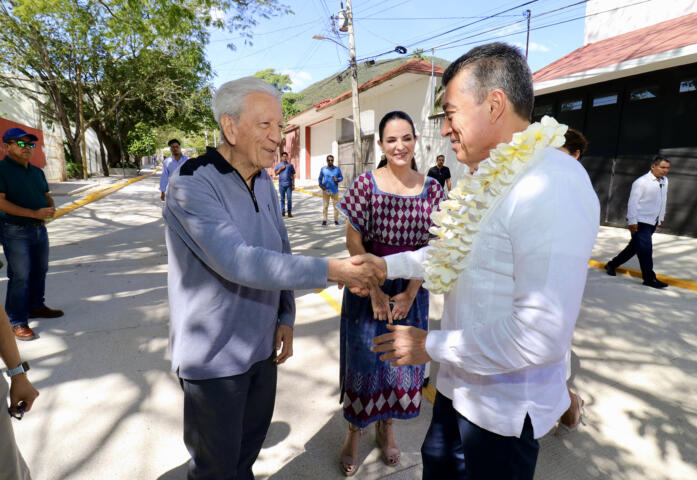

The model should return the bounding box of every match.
[359,42,600,479]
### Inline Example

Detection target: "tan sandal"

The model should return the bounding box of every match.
[376,419,400,466]
[340,423,362,477]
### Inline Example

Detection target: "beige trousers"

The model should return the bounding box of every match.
[0,376,31,480]
[322,191,340,222]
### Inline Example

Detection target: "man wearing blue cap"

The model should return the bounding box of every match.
[0,127,63,341]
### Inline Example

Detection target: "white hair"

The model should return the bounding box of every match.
[213,76,281,131]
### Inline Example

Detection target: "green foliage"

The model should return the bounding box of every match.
[126,122,157,157]
[281,92,305,119]
[254,68,293,94]
[0,0,291,166]
[112,161,139,169]
[411,49,426,60]
[65,161,82,179]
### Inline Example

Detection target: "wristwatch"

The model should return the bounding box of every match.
[6,361,30,377]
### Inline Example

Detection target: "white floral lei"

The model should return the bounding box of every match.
[423,116,568,294]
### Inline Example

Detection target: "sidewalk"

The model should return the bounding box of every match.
[5,173,697,479]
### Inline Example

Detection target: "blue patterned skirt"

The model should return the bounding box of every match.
[340,278,428,428]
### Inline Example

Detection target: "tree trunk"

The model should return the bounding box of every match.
[98,137,109,176]
[96,125,122,166]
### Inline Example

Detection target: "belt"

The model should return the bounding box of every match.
[2,220,45,228]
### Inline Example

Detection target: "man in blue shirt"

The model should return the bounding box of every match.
[0,127,64,341]
[318,154,343,226]
[160,139,189,201]
[274,152,295,217]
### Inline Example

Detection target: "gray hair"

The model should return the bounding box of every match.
[213,76,281,129]
[442,42,534,121]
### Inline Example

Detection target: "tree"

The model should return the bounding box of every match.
[254,68,293,94]
[411,49,427,60]
[126,122,157,160]
[0,0,291,176]
[281,92,305,119]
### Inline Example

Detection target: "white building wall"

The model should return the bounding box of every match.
[0,81,104,179]
[310,119,334,182]
[585,0,697,44]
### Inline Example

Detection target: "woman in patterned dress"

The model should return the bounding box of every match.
[336,111,444,476]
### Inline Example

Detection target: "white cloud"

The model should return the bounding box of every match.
[512,41,550,53]
[282,70,313,91]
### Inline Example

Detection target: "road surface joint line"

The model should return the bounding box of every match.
[588,259,697,292]
[49,168,159,221]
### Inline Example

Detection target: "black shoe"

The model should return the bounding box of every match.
[643,279,668,289]
[282,212,286,216]
[287,212,293,218]
[334,221,339,226]
[322,220,327,226]
[605,263,616,276]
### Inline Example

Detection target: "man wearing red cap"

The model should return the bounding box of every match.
[0,127,63,341]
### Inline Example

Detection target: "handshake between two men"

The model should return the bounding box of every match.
[326,253,431,368]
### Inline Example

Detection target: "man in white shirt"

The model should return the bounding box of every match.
[365,43,600,479]
[160,139,189,201]
[605,156,670,288]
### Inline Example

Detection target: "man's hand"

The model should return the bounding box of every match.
[320,185,327,191]
[390,290,416,322]
[628,224,638,234]
[328,256,386,297]
[34,207,55,219]
[160,192,166,201]
[277,164,286,172]
[10,374,39,413]
[372,324,430,367]
[332,176,338,182]
[274,324,294,365]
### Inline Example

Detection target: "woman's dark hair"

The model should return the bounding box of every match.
[377,110,418,171]
[563,128,588,157]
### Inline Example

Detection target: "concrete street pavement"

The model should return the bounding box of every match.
[4,171,697,479]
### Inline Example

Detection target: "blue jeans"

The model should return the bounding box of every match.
[279,185,292,213]
[422,391,539,480]
[2,222,49,326]
[180,355,277,480]
[608,222,657,281]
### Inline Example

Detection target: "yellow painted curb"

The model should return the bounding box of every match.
[589,259,697,292]
[50,168,159,221]
[314,288,342,314]
[422,383,436,404]
[294,187,323,198]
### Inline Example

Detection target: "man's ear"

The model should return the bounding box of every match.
[220,114,238,146]
[487,89,506,124]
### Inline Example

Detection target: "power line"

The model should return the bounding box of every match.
[354,15,521,20]
[430,0,653,53]
[355,0,538,62]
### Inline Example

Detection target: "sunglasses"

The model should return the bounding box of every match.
[12,140,37,149]
[8,402,26,420]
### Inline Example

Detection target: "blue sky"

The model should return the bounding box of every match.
[206,0,590,91]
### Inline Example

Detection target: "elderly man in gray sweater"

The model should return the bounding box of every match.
[163,76,383,480]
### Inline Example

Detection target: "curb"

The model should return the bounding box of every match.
[50,168,159,221]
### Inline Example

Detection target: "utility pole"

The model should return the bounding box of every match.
[346,0,362,178]
[525,9,531,59]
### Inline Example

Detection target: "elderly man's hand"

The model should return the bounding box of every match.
[328,256,386,296]
[274,324,294,365]
[371,324,431,367]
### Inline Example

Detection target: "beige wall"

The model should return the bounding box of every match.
[585,0,697,44]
